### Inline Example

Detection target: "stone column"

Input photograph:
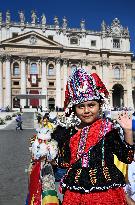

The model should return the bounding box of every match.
[124,90,128,107]
[41,58,47,109]
[126,64,133,109]
[62,59,68,108]
[96,63,100,75]
[20,57,26,108]
[109,90,113,109]
[0,56,3,108]
[27,90,30,107]
[98,62,103,79]
[55,58,61,109]
[5,56,11,107]
[102,61,110,91]
[82,59,86,70]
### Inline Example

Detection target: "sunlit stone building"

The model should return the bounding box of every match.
[0,10,134,110]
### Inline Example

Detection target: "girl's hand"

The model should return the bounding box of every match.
[116,111,132,131]
[116,111,133,145]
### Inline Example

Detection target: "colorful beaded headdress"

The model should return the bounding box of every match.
[64,67,109,116]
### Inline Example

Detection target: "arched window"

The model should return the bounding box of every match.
[48,98,55,110]
[48,64,55,75]
[30,63,38,74]
[13,97,20,108]
[91,66,96,70]
[114,66,120,79]
[112,84,124,107]
[13,62,20,76]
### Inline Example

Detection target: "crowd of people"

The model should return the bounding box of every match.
[26,67,135,205]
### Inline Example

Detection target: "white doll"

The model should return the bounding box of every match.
[31,126,58,160]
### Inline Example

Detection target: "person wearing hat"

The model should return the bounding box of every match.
[52,67,134,205]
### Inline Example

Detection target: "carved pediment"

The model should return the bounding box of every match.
[1,31,62,47]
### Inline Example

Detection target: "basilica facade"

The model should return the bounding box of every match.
[0,11,135,110]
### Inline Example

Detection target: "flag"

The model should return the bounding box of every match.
[28,161,42,205]
[42,190,59,205]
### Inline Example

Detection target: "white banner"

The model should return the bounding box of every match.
[32,75,36,84]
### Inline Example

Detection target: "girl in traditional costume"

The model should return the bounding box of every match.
[52,67,134,205]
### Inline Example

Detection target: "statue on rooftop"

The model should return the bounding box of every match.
[0,12,2,25]
[101,20,106,32]
[62,16,67,29]
[123,27,129,37]
[41,13,46,26]
[80,19,85,30]
[19,10,25,24]
[6,10,10,24]
[54,16,59,27]
[31,10,37,24]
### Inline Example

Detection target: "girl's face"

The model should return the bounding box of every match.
[75,100,100,126]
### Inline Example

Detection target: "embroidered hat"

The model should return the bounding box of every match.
[64,67,109,116]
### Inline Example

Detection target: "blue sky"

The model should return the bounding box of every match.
[1,0,135,52]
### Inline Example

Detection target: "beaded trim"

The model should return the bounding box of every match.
[81,153,89,167]
[74,119,112,168]
[89,168,97,185]
[61,182,126,193]
[77,126,90,159]
[75,168,82,183]
[103,167,111,181]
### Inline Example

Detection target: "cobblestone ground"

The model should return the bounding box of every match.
[0,113,36,205]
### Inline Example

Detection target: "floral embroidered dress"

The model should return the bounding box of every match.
[54,118,134,205]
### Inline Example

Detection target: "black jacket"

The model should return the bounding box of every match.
[52,123,134,193]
